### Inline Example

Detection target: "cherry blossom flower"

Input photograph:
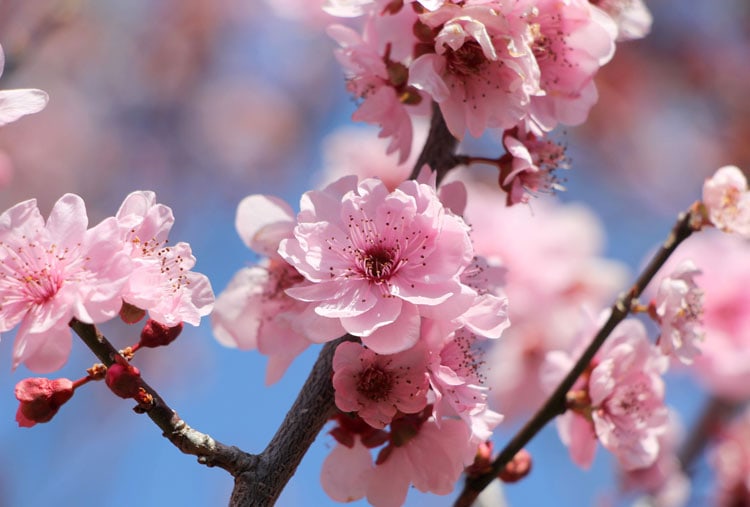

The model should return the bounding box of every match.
[0,194,131,372]
[545,316,669,470]
[702,165,750,238]
[500,127,568,205]
[328,7,425,163]
[280,176,494,355]
[212,195,344,384]
[116,191,214,327]
[591,0,653,41]
[0,44,48,127]
[321,408,476,506]
[409,3,540,138]
[515,0,618,133]
[652,260,704,364]
[332,341,429,428]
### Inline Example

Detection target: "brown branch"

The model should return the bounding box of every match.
[454,206,701,507]
[410,101,462,185]
[70,318,256,474]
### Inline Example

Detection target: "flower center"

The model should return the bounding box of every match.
[363,247,395,283]
[446,40,488,77]
[357,366,393,402]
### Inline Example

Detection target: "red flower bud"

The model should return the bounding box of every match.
[15,378,75,428]
[105,363,142,399]
[139,319,183,348]
[498,448,532,483]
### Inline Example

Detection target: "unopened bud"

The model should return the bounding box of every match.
[105,363,141,399]
[498,449,532,483]
[139,319,183,348]
[120,302,146,324]
[15,378,75,428]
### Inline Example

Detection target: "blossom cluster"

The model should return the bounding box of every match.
[213,174,508,503]
[325,0,651,203]
[0,191,214,373]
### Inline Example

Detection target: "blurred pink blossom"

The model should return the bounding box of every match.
[702,165,750,238]
[0,43,48,127]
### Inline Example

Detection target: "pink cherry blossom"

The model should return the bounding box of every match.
[515,0,618,133]
[212,195,344,384]
[328,7,425,163]
[652,260,704,364]
[116,191,214,327]
[0,194,131,372]
[321,409,476,506]
[409,3,540,138]
[592,0,653,41]
[0,44,48,127]
[500,127,568,205]
[545,316,669,470]
[425,324,504,442]
[279,176,487,355]
[332,341,429,428]
[702,165,750,238]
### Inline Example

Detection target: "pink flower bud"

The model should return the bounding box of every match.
[139,319,183,348]
[105,363,141,399]
[15,377,75,428]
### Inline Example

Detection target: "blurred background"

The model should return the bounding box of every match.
[0,0,748,505]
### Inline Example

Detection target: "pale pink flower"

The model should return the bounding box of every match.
[279,176,481,354]
[425,324,504,442]
[332,341,429,428]
[545,316,669,470]
[328,10,424,163]
[0,44,48,127]
[321,411,476,506]
[516,0,618,133]
[116,191,214,327]
[702,165,750,238]
[500,127,568,205]
[657,232,750,400]
[0,194,131,372]
[653,260,704,364]
[592,0,653,41]
[212,195,344,384]
[409,3,540,138]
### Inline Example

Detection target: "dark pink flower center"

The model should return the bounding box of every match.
[446,40,488,77]
[363,247,395,283]
[357,366,393,402]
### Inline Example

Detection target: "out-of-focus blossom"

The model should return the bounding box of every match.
[0,44,48,127]
[280,176,500,355]
[332,341,429,428]
[592,0,653,41]
[652,260,704,364]
[658,231,750,401]
[212,195,344,384]
[702,165,750,238]
[116,191,214,327]
[0,194,131,373]
[711,407,750,506]
[545,317,669,470]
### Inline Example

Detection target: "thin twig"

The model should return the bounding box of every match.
[410,102,462,184]
[454,207,700,507]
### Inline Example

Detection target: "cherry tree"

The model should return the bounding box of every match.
[2,1,750,506]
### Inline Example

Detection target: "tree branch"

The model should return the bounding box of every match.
[69,318,256,474]
[410,102,462,185]
[454,207,701,507]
